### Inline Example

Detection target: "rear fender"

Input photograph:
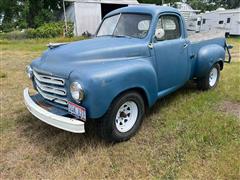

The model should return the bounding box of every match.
[196,44,225,78]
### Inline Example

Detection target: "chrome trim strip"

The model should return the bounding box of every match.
[36,86,68,106]
[35,78,66,96]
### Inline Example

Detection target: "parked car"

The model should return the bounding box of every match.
[24,5,232,142]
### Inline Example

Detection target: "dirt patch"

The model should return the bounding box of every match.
[0,71,7,78]
[219,101,240,119]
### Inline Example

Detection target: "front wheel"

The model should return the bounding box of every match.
[197,63,220,90]
[98,91,145,142]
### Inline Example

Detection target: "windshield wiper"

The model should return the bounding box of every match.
[113,35,132,39]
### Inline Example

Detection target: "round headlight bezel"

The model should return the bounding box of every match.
[26,65,33,79]
[70,82,84,102]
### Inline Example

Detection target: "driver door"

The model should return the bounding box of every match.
[153,14,189,92]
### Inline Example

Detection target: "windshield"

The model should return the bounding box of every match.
[97,13,152,39]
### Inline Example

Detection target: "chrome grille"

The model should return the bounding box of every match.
[35,78,66,96]
[33,70,68,106]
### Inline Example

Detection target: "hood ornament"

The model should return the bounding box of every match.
[47,42,69,49]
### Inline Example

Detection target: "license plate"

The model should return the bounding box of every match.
[68,102,86,121]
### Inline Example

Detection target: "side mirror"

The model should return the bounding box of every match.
[227,44,233,49]
[155,28,165,41]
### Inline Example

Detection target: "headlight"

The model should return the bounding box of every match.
[26,65,33,79]
[70,82,84,102]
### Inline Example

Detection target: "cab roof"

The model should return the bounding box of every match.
[106,5,180,18]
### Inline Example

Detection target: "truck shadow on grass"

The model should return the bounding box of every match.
[17,81,198,158]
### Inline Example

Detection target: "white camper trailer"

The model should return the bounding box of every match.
[63,0,139,36]
[198,8,240,36]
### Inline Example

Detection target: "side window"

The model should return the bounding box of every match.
[156,15,181,41]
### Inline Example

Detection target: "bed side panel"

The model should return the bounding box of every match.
[189,38,225,78]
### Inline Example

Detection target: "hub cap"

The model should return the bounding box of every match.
[115,101,138,133]
[209,67,218,87]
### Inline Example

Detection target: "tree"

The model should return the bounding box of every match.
[209,0,240,9]
[0,0,27,32]
[0,0,68,32]
[26,0,65,28]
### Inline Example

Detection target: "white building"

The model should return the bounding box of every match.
[63,0,139,36]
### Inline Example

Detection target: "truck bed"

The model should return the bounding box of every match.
[188,30,225,42]
[187,30,226,79]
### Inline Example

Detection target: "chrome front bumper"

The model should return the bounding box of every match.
[23,88,85,133]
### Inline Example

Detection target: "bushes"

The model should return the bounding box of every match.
[27,22,63,38]
[0,22,74,40]
[64,22,74,38]
[26,22,74,38]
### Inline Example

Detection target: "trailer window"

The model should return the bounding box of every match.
[156,15,181,41]
[203,19,206,24]
[219,20,224,24]
[227,18,231,23]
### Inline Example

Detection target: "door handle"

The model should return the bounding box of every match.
[148,43,154,49]
[183,43,189,48]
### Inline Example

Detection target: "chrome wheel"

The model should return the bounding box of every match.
[115,101,138,133]
[209,67,218,87]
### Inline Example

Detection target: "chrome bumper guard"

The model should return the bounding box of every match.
[23,88,85,133]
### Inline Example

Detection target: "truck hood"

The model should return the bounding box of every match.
[33,37,150,78]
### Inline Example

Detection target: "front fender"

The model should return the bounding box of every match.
[70,58,158,119]
[196,44,225,78]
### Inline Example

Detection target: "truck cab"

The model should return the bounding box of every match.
[24,5,230,142]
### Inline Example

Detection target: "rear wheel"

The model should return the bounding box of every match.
[197,63,220,90]
[98,91,145,142]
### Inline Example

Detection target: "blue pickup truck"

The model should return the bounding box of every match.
[24,5,232,142]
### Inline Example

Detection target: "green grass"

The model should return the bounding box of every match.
[0,37,239,179]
